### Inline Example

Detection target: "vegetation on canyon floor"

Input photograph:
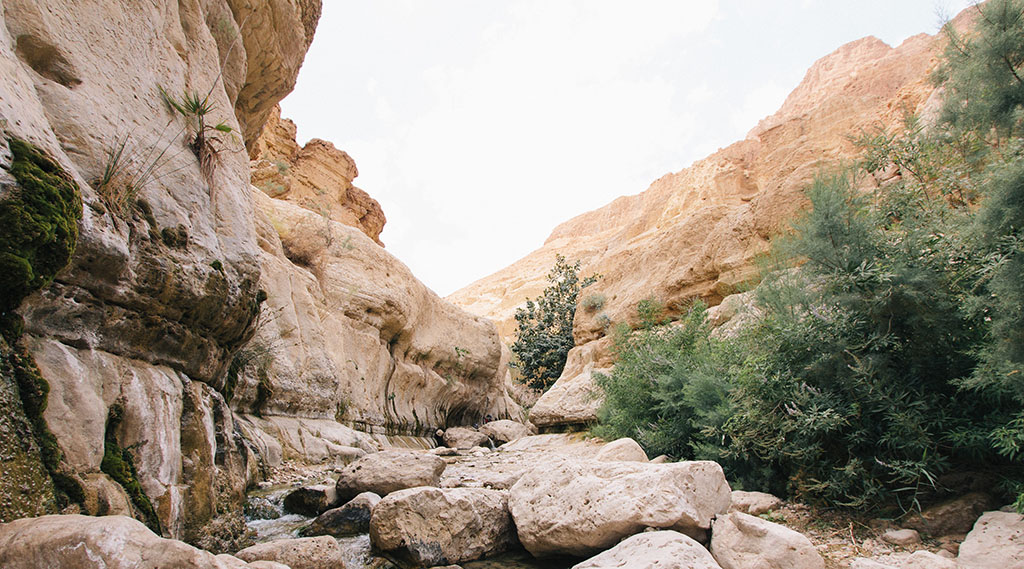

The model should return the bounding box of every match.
[589,0,1024,515]
[510,254,598,391]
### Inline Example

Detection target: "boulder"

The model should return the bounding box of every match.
[300,492,381,537]
[958,511,1024,569]
[0,514,259,568]
[710,512,824,569]
[235,536,346,569]
[572,530,723,569]
[902,550,957,569]
[729,490,782,516]
[594,438,648,462]
[283,484,339,516]
[480,420,532,445]
[370,487,517,567]
[443,426,491,449]
[336,450,446,501]
[903,492,994,536]
[509,459,731,557]
[880,528,921,546]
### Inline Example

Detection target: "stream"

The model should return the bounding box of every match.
[244,485,572,569]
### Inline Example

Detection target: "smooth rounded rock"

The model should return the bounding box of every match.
[235,536,345,569]
[480,420,532,444]
[572,530,723,569]
[370,487,517,567]
[729,490,782,516]
[958,511,1024,569]
[443,426,491,449]
[594,438,648,462]
[335,450,446,501]
[509,459,731,557]
[880,528,921,546]
[710,511,825,569]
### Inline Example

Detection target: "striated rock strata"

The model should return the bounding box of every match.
[250,105,386,245]
[451,27,950,428]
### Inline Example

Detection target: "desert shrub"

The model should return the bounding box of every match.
[580,293,606,312]
[510,255,597,390]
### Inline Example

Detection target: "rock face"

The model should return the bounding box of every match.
[710,512,825,569]
[335,450,447,501]
[448,28,945,428]
[0,0,320,541]
[250,105,386,245]
[572,530,723,569]
[508,459,731,557]
[370,487,517,567]
[0,514,264,569]
[903,492,995,536]
[958,511,1024,569]
[237,190,521,438]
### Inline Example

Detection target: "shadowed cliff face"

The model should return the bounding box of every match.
[449,29,945,427]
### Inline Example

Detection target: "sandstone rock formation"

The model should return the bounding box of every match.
[335,450,447,502]
[449,28,948,428]
[508,459,731,557]
[370,486,518,567]
[443,426,492,449]
[0,514,265,569]
[572,530,723,569]
[710,512,825,569]
[238,191,522,437]
[480,419,533,445]
[250,105,386,244]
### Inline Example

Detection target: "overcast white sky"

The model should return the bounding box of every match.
[280,1,973,297]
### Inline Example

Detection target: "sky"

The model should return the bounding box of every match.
[280,0,975,297]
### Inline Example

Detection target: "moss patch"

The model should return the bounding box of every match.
[0,137,82,319]
[101,401,162,533]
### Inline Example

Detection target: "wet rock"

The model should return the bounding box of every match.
[300,491,380,537]
[371,487,517,568]
[283,484,338,516]
[335,450,446,501]
[710,511,824,569]
[509,459,731,557]
[572,530,722,569]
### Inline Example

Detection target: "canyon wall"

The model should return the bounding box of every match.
[449,30,947,427]
[0,0,518,549]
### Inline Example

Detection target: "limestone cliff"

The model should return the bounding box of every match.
[449,30,945,427]
[0,0,517,550]
[250,105,387,245]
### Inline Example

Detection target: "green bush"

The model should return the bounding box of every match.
[510,255,597,391]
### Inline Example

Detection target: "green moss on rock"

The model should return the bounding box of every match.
[101,400,162,534]
[0,137,82,320]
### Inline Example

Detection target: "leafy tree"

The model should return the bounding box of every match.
[510,255,597,391]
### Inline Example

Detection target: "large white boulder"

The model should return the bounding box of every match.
[594,438,648,462]
[443,426,491,449]
[729,490,782,516]
[509,459,731,557]
[370,487,517,567]
[480,420,533,445]
[0,515,260,568]
[572,530,723,569]
[958,511,1024,569]
[710,512,824,569]
[335,450,446,501]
